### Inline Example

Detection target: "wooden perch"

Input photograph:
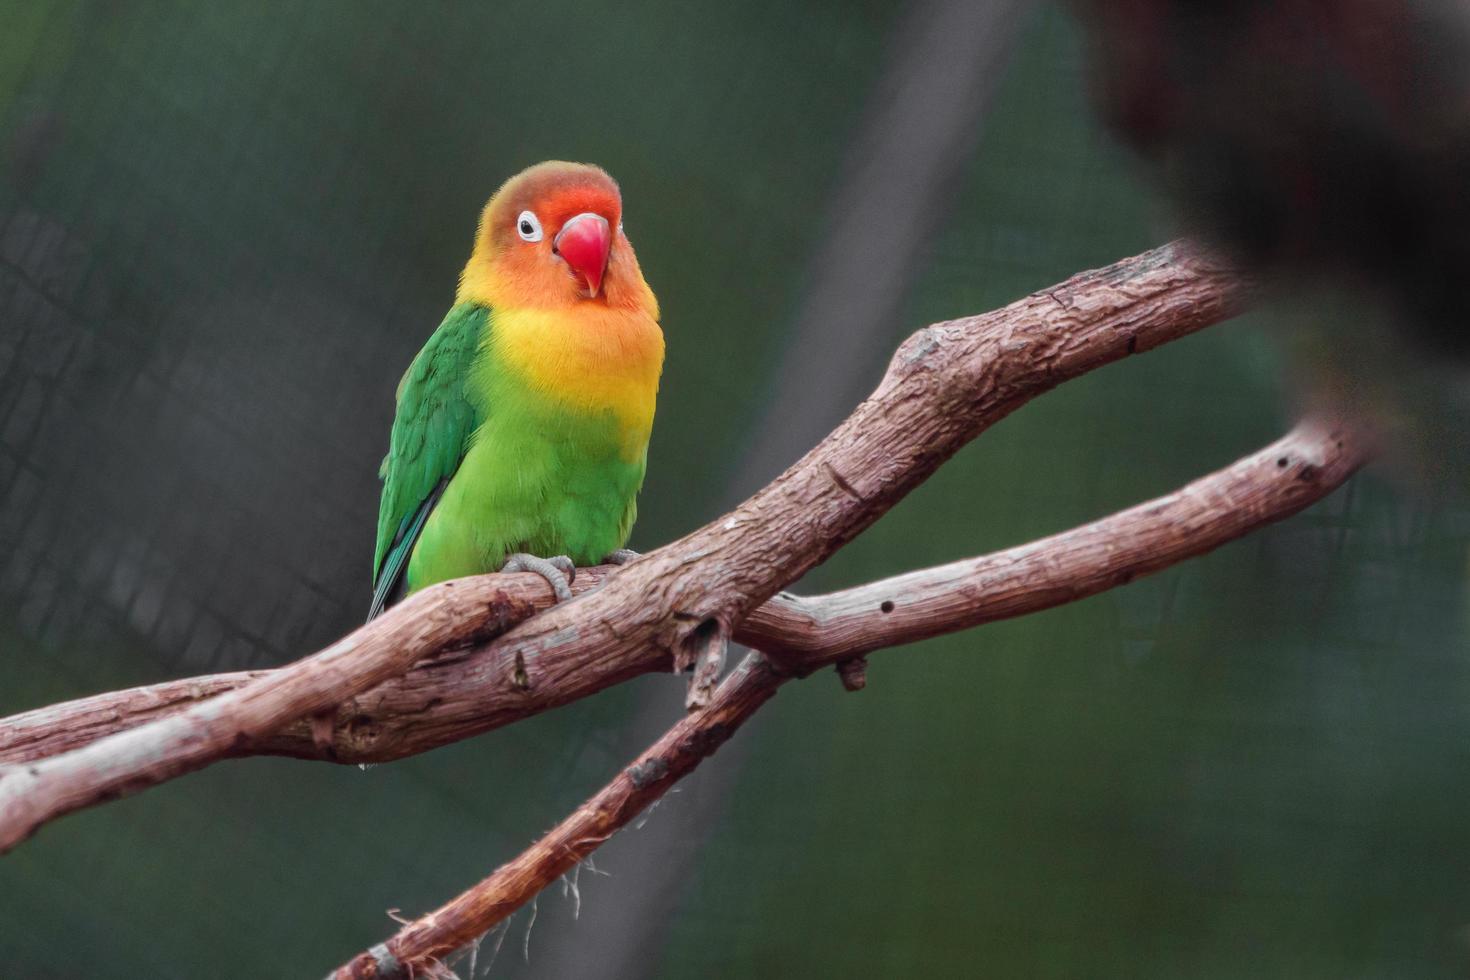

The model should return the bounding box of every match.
[0,241,1244,852]
[330,418,1365,978]
[2,422,1364,769]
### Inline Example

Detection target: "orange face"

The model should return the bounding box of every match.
[459,161,656,316]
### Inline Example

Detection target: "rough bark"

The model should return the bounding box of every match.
[2,421,1364,771]
[330,418,1364,979]
[0,241,1245,852]
[0,579,543,852]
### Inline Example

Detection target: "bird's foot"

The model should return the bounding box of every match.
[501,553,576,603]
[602,548,641,566]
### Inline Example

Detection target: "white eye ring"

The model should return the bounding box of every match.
[516,210,543,242]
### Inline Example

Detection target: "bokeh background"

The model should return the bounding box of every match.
[2,1,1467,977]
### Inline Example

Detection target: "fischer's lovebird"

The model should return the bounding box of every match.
[369,161,663,619]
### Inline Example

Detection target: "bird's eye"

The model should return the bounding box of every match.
[516,210,543,243]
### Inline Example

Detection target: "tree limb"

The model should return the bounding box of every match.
[0,578,546,852]
[329,418,1365,979]
[0,241,1245,852]
[1,420,1364,770]
[765,419,1367,667]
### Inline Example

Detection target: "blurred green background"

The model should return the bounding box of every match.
[1,1,1467,977]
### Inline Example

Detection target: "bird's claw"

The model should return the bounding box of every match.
[603,549,641,566]
[501,553,576,602]
[545,554,576,580]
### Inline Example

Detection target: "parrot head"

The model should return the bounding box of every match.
[459,161,656,316]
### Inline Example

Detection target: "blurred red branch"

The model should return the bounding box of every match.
[0,241,1248,856]
[331,419,1365,978]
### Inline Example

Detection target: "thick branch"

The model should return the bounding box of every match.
[0,242,1245,851]
[0,574,611,768]
[0,579,550,851]
[330,419,1364,978]
[2,421,1363,770]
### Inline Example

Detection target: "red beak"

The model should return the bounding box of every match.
[553,212,612,298]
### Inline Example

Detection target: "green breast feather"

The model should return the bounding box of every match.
[370,302,648,619]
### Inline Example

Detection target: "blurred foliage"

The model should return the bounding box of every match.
[0,2,1466,978]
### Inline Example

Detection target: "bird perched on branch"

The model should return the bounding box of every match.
[369,161,663,619]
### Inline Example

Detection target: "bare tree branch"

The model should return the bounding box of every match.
[0,578,544,852]
[1,420,1365,770]
[332,651,783,980]
[765,420,1368,667]
[0,570,625,768]
[329,418,1365,979]
[0,241,1244,852]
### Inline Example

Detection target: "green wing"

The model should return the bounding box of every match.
[369,302,489,620]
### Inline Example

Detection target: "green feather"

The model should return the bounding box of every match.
[370,302,650,620]
[370,304,486,617]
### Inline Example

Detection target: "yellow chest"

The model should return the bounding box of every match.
[481,305,664,456]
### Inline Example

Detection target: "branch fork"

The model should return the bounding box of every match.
[0,243,1372,980]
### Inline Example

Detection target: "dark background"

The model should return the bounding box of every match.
[1,1,1467,977]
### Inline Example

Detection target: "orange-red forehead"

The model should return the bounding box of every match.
[487,163,622,247]
[536,182,621,223]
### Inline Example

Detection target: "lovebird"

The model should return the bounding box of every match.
[369,161,663,619]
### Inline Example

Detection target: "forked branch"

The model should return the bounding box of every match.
[0,241,1244,852]
[331,418,1365,978]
